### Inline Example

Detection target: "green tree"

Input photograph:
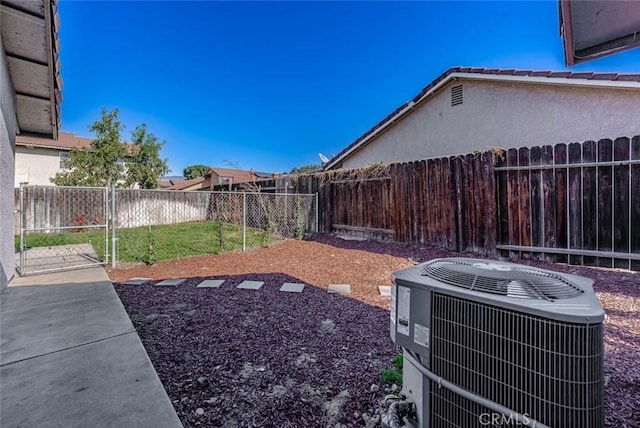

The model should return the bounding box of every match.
[125,124,169,189]
[51,108,169,189]
[290,164,321,174]
[183,164,210,179]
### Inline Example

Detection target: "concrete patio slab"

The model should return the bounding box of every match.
[1,268,135,364]
[197,279,225,288]
[328,284,351,295]
[122,277,152,286]
[1,333,181,428]
[378,285,392,296]
[280,283,305,293]
[1,267,182,428]
[156,279,186,287]
[237,280,264,290]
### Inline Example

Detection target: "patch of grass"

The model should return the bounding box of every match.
[380,353,403,385]
[16,230,108,258]
[16,221,269,264]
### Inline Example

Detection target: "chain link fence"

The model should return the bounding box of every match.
[114,190,317,265]
[15,186,318,273]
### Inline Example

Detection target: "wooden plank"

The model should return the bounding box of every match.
[529,146,543,259]
[452,157,463,252]
[439,158,448,248]
[331,224,394,234]
[541,145,556,259]
[391,163,401,241]
[421,161,429,243]
[393,163,404,242]
[483,152,497,255]
[568,142,583,266]
[495,149,509,249]
[554,144,568,263]
[472,154,484,253]
[507,148,520,257]
[442,157,455,251]
[467,154,478,252]
[409,161,418,243]
[631,136,640,271]
[518,147,532,254]
[417,160,425,243]
[613,137,631,269]
[597,138,614,268]
[581,141,597,267]
[433,158,443,246]
[425,159,435,245]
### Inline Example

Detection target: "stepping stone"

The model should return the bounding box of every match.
[378,285,392,296]
[280,283,305,293]
[237,280,264,290]
[197,279,225,288]
[156,279,186,287]
[327,284,351,295]
[121,278,152,286]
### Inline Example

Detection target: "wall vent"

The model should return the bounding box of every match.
[451,84,463,106]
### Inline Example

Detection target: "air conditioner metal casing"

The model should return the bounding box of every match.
[390,258,605,428]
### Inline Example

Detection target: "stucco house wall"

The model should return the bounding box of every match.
[15,145,66,185]
[1,38,17,291]
[340,79,640,169]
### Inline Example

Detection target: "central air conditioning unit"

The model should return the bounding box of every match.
[389,258,605,428]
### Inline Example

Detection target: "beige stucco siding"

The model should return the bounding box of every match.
[1,37,17,291]
[341,80,640,169]
[15,146,66,186]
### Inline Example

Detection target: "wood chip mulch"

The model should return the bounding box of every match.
[110,234,640,427]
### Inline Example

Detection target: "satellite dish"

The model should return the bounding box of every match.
[319,153,330,164]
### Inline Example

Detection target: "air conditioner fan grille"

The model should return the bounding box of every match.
[422,259,583,301]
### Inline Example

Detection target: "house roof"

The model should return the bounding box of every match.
[16,130,136,154]
[1,0,62,138]
[323,66,640,170]
[208,167,257,184]
[166,176,205,190]
[16,131,92,150]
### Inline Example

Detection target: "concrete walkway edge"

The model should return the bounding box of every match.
[1,267,183,428]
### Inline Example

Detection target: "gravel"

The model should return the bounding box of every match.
[112,234,640,427]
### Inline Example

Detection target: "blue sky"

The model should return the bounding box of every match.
[58,1,640,176]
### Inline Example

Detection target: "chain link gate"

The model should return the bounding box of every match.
[17,185,109,275]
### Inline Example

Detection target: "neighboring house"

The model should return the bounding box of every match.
[158,168,278,191]
[1,0,62,290]
[324,67,640,170]
[204,167,257,189]
[158,176,186,188]
[166,176,205,191]
[15,131,92,186]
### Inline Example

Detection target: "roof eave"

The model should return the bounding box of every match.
[324,70,640,170]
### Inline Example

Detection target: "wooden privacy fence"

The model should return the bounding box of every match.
[495,136,640,271]
[253,152,497,255]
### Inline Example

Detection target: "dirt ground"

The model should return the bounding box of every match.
[110,234,640,427]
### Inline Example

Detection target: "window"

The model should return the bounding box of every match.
[59,151,70,169]
[218,176,233,185]
[451,84,463,106]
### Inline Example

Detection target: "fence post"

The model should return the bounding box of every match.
[19,183,25,274]
[104,187,109,265]
[242,192,247,251]
[315,192,319,233]
[111,185,117,267]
